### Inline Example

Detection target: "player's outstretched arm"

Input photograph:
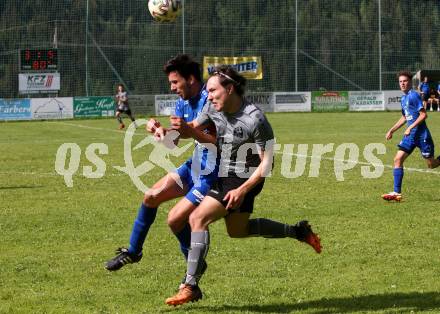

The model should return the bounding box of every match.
[170,116,216,145]
[386,115,406,140]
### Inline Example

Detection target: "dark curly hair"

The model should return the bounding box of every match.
[163,54,202,82]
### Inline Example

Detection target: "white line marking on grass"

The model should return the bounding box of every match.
[56,121,132,135]
[55,121,193,140]
[36,121,440,177]
[4,157,439,178]
[0,171,126,177]
[274,151,440,175]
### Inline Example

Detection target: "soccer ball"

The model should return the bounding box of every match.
[148,0,182,22]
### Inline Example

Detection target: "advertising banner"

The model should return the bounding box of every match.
[203,56,263,80]
[349,91,385,111]
[73,96,115,117]
[312,91,349,112]
[31,97,73,119]
[19,73,60,93]
[273,92,311,112]
[0,99,31,120]
[245,92,273,112]
[155,94,179,116]
[383,90,404,111]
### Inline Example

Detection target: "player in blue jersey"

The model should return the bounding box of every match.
[418,76,431,110]
[105,54,217,272]
[437,82,440,111]
[382,71,440,201]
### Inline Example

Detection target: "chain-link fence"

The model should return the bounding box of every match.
[1,0,439,98]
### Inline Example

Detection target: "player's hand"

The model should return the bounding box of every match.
[385,130,393,140]
[170,116,191,137]
[403,128,411,137]
[146,118,161,134]
[154,126,166,141]
[223,188,246,210]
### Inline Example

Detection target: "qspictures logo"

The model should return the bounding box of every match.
[54,119,386,193]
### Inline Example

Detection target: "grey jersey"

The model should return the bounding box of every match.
[196,100,274,177]
[116,91,128,110]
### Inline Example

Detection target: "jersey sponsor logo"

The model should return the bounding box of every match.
[192,189,205,202]
[233,126,244,138]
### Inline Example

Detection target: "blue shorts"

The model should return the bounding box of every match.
[177,158,218,205]
[398,128,435,158]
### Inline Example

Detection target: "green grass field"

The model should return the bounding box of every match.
[1,112,440,314]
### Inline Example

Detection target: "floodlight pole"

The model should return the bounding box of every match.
[378,0,382,90]
[295,0,298,92]
[182,0,185,54]
[85,0,90,96]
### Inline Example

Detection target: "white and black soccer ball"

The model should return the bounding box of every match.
[148,0,182,22]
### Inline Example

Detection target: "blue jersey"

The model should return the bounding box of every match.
[174,87,215,163]
[401,89,426,129]
[175,88,208,123]
[398,89,434,158]
[419,82,430,95]
[174,87,218,204]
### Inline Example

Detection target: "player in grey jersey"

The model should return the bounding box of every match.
[165,65,322,306]
[197,87,274,178]
[115,83,136,129]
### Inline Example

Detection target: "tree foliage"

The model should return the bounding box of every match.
[0,0,439,98]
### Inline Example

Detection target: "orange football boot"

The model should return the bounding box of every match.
[166,284,202,306]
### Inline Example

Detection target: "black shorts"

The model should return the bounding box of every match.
[422,93,429,101]
[206,176,265,213]
[117,107,132,115]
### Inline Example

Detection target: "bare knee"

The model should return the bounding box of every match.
[143,191,161,208]
[224,213,251,238]
[394,156,403,168]
[189,211,209,231]
[167,212,186,233]
[226,227,248,238]
[225,220,249,238]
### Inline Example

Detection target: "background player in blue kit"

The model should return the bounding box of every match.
[105,55,217,272]
[418,76,430,110]
[382,71,440,201]
[437,82,440,111]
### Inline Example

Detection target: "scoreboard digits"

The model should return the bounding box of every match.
[20,49,58,71]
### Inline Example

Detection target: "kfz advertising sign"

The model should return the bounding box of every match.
[19,73,60,94]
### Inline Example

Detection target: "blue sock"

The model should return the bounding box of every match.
[128,203,157,255]
[175,223,191,260]
[393,167,404,193]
